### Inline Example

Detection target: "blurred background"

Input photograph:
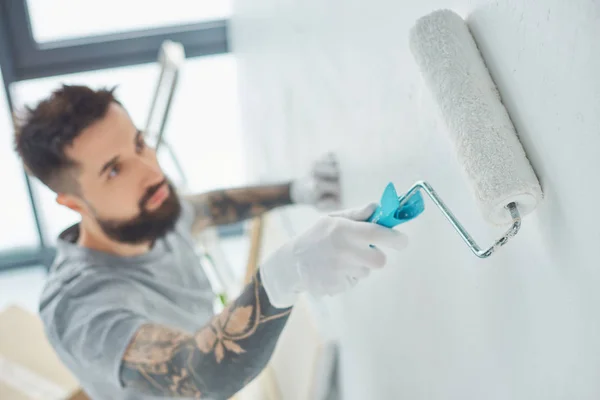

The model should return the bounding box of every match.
[2,1,600,399]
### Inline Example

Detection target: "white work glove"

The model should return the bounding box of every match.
[260,203,409,308]
[290,152,342,211]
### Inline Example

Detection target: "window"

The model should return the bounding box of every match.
[26,0,231,43]
[11,54,246,245]
[0,68,41,251]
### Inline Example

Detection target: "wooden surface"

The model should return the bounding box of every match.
[0,305,84,400]
[244,216,264,284]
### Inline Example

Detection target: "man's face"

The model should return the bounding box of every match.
[64,103,181,244]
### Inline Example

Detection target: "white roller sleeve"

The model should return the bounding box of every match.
[409,9,543,226]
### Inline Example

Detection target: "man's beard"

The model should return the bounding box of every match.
[95,179,182,245]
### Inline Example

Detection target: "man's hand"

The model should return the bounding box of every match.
[184,152,341,234]
[120,203,408,397]
[260,203,409,308]
[290,152,342,211]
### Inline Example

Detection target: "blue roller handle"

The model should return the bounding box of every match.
[367,182,425,228]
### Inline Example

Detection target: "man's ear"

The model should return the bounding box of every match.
[56,193,86,215]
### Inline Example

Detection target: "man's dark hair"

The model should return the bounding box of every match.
[14,84,121,194]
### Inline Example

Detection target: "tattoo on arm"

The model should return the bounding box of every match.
[120,270,292,399]
[185,183,293,233]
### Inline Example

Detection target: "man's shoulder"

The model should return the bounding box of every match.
[40,256,92,313]
[38,257,149,391]
[39,256,139,330]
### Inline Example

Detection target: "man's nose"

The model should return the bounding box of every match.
[139,157,164,187]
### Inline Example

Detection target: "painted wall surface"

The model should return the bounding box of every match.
[231,1,600,398]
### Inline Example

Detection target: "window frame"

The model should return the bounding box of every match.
[2,0,229,81]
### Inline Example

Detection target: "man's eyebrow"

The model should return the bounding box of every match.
[99,156,119,176]
[134,129,142,142]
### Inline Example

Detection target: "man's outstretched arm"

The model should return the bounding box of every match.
[184,183,293,233]
[120,270,292,399]
[184,153,343,233]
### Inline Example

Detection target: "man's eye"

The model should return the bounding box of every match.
[136,138,146,152]
[108,165,120,179]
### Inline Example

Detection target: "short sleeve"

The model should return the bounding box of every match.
[41,272,149,389]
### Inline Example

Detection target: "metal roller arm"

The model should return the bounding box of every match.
[400,181,521,258]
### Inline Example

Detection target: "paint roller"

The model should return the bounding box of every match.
[368,9,543,258]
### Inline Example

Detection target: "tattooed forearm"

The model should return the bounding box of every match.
[184,183,293,232]
[120,270,292,399]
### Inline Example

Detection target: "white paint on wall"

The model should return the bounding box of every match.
[231,0,600,398]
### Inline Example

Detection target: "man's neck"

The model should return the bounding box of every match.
[77,218,152,258]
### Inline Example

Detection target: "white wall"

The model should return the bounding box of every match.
[231,0,600,398]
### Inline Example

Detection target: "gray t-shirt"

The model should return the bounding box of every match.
[39,200,216,399]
